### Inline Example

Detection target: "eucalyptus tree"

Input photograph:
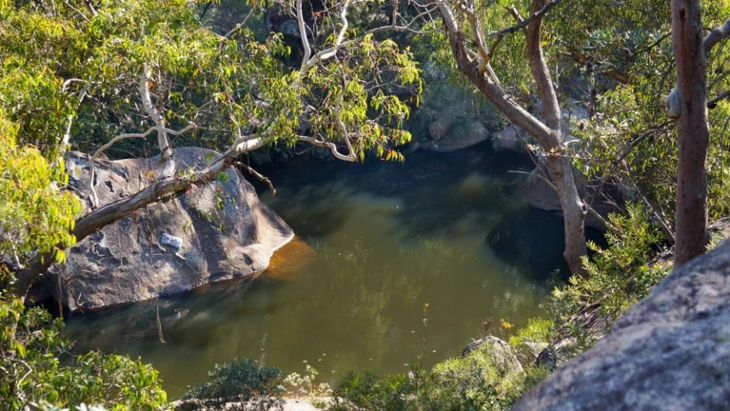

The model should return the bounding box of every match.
[557,0,730,265]
[432,0,588,275]
[669,2,730,266]
[0,0,424,296]
[430,0,730,272]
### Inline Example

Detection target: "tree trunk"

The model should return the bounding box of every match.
[548,155,587,275]
[435,0,587,274]
[671,0,710,267]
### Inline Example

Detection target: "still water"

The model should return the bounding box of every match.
[64,143,561,398]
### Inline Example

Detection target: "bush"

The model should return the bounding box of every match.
[328,370,415,411]
[326,342,550,411]
[0,295,169,410]
[554,203,669,323]
[182,358,285,411]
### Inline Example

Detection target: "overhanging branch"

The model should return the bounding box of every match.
[487,0,568,38]
[704,16,730,55]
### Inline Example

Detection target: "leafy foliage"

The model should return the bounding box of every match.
[0,296,169,410]
[0,112,81,269]
[556,0,730,230]
[329,370,415,411]
[182,358,285,411]
[553,203,669,328]
[326,344,549,411]
[1,0,421,162]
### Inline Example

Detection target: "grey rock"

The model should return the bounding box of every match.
[512,239,730,411]
[52,148,294,312]
[524,165,623,231]
[407,79,503,153]
[490,99,589,154]
[461,336,523,372]
[424,120,490,152]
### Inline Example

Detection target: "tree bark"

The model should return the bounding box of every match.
[436,0,587,274]
[671,0,710,267]
[525,0,586,275]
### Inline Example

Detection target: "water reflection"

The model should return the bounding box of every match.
[64,145,554,398]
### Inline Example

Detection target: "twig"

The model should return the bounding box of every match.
[708,89,730,108]
[237,162,277,196]
[156,304,166,344]
[488,0,568,38]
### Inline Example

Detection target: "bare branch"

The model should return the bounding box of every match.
[297,0,313,73]
[708,89,730,108]
[704,16,730,55]
[64,0,92,22]
[487,0,568,38]
[299,0,351,73]
[299,1,430,73]
[507,5,526,33]
[456,0,490,73]
[525,0,561,133]
[296,135,357,162]
[238,162,277,196]
[222,8,256,39]
[88,124,195,208]
[140,68,173,174]
[82,0,97,16]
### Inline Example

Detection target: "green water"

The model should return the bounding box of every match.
[64,144,560,398]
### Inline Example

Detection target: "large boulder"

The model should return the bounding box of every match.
[524,165,623,231]
[407,70,504,153]
[51,148,293,312]
[512,239,730,411]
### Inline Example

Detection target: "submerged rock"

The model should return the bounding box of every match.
[46,148,294,312]
[513,239,730,410]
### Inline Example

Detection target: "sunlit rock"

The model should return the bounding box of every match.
[45,147,294,312]
[513,239,730,410]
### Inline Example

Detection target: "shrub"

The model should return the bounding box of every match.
[182,358,285,411]
[328,370,415,411]
[0,295,169,410]
[554,203,669,323]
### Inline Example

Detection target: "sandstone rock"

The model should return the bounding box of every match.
[51,148,293,312]
[461,336,523,373]
[512,239,730,411]
[423,120,490,152]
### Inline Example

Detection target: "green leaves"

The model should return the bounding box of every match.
[0,112,81,269]
[0,297,169,410]
[183,358,284,410]
[557,203,668,323]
